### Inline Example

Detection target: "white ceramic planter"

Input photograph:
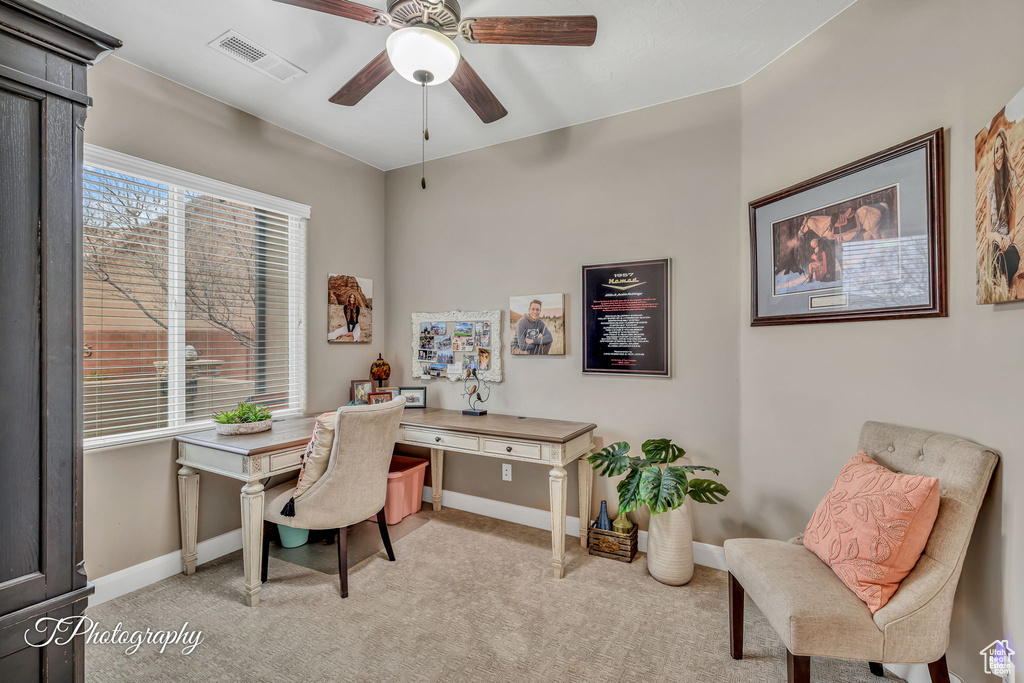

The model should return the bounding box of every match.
[646,503,695,586]
[214,419,272,436]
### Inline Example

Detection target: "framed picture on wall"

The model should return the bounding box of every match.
[976,85,1024,303]
[328,274,373,343]
[509,294,565,355]
[410,310,502,382]
[582,259,670,376]
[749,129,947,325]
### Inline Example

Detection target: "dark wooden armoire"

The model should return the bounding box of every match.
[0,1,118,680]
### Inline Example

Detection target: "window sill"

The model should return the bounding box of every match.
[84,410,304,451]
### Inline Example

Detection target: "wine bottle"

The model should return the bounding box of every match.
[595,500,612,531]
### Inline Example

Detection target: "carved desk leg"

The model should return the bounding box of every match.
[240,481,265,606]
[577,457,593,549]
[430,448,444,512]
[177,465,199,576]
[549,465,568,579]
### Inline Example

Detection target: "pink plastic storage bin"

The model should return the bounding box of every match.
[371,455,429,525]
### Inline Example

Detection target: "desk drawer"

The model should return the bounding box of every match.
[268,448,304,473]
[482,438,542,460]
[403,428,479,452]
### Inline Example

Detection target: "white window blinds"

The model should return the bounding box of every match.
[82,146,308,448]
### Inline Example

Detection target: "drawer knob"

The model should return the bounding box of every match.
[435,436,441,443]
[506,446,513,453]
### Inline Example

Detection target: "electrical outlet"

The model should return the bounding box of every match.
[501,463,512,482]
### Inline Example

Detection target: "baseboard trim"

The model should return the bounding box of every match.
[88,528,243,608]
[89,489,730,609]
[422,486,727,571]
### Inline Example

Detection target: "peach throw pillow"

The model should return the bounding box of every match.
[804,451,940,613]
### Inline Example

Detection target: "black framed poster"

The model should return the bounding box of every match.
[582,258,671,376]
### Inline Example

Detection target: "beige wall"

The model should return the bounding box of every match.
[81,1,1020,675]
[384,0,1021,675]
[82,57,386,578]
[385,86,744,544]
[738,0,1021,674]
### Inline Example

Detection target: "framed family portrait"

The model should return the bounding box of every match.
[976,85,1024,303]
[367,392,392,405]
[749,129,946,326]
[376,387,400,401]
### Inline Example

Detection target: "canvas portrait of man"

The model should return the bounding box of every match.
[509,294,565,355]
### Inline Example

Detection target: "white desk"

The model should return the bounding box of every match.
[176,409,596,606]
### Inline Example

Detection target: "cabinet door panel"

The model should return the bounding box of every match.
[2,643,42,683]
[42,91,78,600]
[0,84,44,617]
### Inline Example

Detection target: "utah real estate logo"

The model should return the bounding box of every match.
[981,640,1015,678]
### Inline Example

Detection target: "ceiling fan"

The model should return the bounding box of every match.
[274,0,598,123]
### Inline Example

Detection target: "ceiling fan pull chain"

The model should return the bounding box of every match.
[421,81,427,189]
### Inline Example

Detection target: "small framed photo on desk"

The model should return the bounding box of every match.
[398,386,426,408]
[350,379,373,404]
[367,392,392,405]
[376,387,400,401]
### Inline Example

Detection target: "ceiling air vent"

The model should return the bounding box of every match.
[208,30,305,83]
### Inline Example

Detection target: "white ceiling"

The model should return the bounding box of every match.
[46,0,856,170]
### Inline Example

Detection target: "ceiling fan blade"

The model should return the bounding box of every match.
[450,57,508,124]
[460,15,598,46]
[273,0,389,26]
[329,50,394,105]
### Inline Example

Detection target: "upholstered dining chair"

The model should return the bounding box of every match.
[725,421,998,683]
[262,397,407,598]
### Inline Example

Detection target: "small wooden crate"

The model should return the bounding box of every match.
[587,523,638,563]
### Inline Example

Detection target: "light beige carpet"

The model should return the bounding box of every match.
[85,509,902,682]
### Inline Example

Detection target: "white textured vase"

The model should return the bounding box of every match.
[646,504,695,586]
[214,419,272,436]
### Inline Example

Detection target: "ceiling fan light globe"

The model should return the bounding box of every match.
[386,26,460,86]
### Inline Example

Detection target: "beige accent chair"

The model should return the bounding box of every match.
[262,397,407,599]
[725,421,997,683]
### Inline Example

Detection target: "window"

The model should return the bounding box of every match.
[82,146,307,447]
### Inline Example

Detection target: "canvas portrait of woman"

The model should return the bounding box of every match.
[327,274,373,342]
[976,86,1024,303]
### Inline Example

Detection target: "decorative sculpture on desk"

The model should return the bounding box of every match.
[460,368,491,416]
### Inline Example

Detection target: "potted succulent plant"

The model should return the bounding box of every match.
[212,402,273,435]
[589,439,729,585]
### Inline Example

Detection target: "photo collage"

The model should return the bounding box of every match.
[418,320,492,379]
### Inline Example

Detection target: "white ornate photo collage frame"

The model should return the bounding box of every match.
[411,310,503,383]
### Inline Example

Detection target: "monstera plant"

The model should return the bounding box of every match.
[589,439,729,586]
[589,439,729,514]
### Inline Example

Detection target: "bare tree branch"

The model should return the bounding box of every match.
[84,171,267,352]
